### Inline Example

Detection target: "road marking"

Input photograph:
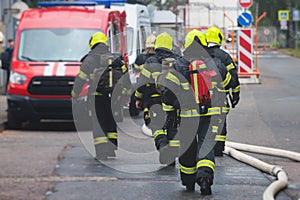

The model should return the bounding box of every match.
[0,176,119,183]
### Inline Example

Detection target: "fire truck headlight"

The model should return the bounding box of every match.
[9,71,27,85]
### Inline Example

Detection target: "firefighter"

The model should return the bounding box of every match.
[159,29,234,194]
[0,39,14,93]
[134,34,156,74]
[71,32,128,161]
[129,34,156,120]
[206,26,241,156]
[134,32,178,165]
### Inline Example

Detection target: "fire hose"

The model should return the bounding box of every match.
[224,141,300,200]
[141,126,299,199]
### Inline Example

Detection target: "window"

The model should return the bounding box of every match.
[126,26,134,56]
[108,22,121,53]
[18,29,99,62]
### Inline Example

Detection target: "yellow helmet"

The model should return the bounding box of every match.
[154,32,173,51]
[88,32,107,49]
[206,26,224,45]
[184,29,207,49]
[145,34,156,48]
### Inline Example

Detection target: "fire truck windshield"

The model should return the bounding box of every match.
[18,28,101,62]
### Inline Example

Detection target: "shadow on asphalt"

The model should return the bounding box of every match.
[4,120,78,131]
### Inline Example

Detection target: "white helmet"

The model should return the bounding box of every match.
[145,34,156,48]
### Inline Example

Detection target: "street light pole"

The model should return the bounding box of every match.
[224,12,235,60]
[294,3,299,50]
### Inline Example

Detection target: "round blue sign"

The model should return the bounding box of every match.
[238,12,253,27]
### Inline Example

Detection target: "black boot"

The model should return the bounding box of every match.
[197,177,212,195]
[158,142,168,164]
[95,143,116,161]
[185,183,195,192]
[95,153,108,161]
[159,144,178,165]
[214,141,224,157]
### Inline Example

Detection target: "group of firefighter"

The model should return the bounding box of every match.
[71,26,240,195]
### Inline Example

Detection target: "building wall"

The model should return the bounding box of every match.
[0,0,18,89]
[0,0,18,51]
[179,0,245,29]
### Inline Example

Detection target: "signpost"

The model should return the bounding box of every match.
[239,0,253,9]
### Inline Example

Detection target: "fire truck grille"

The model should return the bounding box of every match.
[28,77,75,95]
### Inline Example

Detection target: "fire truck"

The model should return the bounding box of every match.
[7,1,127,128]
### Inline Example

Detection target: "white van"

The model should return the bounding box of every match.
[111,2,152,83]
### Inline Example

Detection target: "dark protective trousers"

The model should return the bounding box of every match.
[145,96,173,150]
[178,115,215,186]
[92,94,117,155]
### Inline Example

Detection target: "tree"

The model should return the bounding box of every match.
[250,0,300,26]
[143,0,187,10]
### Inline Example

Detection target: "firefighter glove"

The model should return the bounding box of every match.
[144,110,151,126]
[232,92,240,107]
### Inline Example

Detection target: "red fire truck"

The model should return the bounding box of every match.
[7,1,127,128]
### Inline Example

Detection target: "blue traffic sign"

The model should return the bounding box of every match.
[238,12,253,27]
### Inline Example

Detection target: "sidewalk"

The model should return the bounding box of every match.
[0,87,7,132]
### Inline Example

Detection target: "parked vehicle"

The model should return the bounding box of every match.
[110,1,152,117]
[7,1,127,128]
[226,27,239,43]
[110,1,152,84]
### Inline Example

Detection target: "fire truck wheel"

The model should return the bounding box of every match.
[7,112,23,129]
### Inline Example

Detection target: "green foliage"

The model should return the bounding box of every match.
[279,48,300,58]
[140,0,187,10]
[29,0,188,9]
[249,0,300,26]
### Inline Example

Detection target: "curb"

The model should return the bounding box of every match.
[0,121,6,133]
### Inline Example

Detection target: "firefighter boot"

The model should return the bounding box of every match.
[197,177,212,195]
[94,143,116,161]
[107,141,117,158]
[214,141,224,157]
[185,183,195,192]
[159,144,178,166]
[95,144,108,161]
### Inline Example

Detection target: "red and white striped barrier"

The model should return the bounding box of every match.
[238,28,260,84]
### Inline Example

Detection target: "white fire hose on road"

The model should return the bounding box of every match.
[225,141,300,162]
[224,141,300,200]
[141,126,299,199]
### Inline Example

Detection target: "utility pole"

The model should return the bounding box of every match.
[294,2,299,50]
[173,0,178,42]
[288,0,295,48]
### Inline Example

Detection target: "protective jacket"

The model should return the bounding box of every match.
[72,43,128,97]
[206,45,240,102]
[134,49,176,108]
[134,50,155,73]
[162,44,235,116]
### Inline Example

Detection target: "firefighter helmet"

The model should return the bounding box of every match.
[184,29,207,49]
[145,34,156,48]
[154,32,173,51]
[88,32,107,49]
[206,26,224,45]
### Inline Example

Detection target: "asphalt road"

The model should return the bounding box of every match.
[0,50,299,200]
